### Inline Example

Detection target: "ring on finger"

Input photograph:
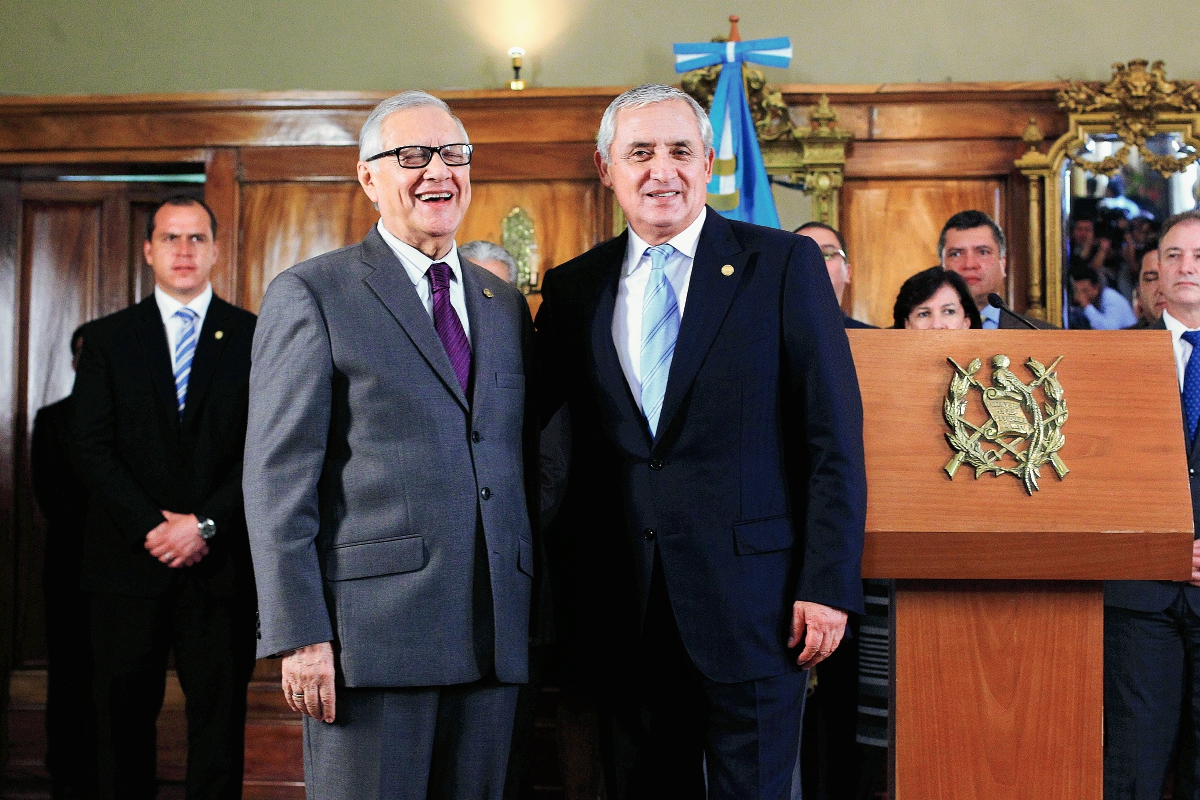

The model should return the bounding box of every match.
[163,552,173,561]
[292,691,305,698]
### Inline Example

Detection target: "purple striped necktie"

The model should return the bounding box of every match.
[427,261,472,395]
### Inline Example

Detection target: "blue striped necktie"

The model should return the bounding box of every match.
[173,307,199,418]
[1183,330,1200,443]
[640,244,679,436]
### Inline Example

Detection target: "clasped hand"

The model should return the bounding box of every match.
[144,510,208,568]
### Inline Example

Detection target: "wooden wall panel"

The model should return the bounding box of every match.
[238,182,376,313]
[460,181,607,314]
[0,179,19,766]
[842,179,1003,328]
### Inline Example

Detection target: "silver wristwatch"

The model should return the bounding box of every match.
[197,517,217,541]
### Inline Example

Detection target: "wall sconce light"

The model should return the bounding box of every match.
[508,47,526,90]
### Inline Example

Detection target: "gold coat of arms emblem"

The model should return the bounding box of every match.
[943,354,1069,495]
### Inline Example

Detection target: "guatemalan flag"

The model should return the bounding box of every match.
[673,36,792,228]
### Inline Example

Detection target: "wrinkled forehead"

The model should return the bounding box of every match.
[612,100,704,146]
[1163,219,1200,250]
[944,226,1000,252]
[801,227,842,253]
[378,106,469,147]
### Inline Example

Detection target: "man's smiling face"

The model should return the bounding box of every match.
[357,104,471,259]
[596,99,713,246]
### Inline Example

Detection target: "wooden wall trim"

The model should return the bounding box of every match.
[205,149,240,304]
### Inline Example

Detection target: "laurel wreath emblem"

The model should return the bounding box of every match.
[943,355,1069,495]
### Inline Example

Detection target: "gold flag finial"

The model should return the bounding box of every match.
[727,15,742,41]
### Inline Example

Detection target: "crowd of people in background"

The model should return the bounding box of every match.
[27,85,1200,800]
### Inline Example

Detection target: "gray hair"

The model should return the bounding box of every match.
[1160,209,1200,246]
[359,91,469,161]
[459,240,518,284]
[596,84,714,166]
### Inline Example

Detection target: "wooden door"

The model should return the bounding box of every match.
[11,180,203,670]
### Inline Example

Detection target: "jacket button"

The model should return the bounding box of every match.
[472,431,482,443]
[643,528,656,540]
[1192,468,1196,476]
[649,458,664,470]
[480,487,492,500]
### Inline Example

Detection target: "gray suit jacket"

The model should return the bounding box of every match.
[244,227,536,687]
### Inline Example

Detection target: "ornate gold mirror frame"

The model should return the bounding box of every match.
[680,31,852,228]
[1016,60,1200,325]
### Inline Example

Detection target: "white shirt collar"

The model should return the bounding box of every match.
[1162,308,1200,337]
[376,221,461,287]
[154,283,213,322]
[624,208,707,275]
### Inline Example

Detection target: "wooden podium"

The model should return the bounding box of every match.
[848,329,1194,800]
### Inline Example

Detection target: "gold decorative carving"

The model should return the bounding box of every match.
[790,95,853,228]
[1058,59,1200,177]
[944,354,1069,495]
[1017,59,1200,327]
[501,207,539,295]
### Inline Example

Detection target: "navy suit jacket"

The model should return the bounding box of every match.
[1105,317,1200,612]
[537,210,866,684]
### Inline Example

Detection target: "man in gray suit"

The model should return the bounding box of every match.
[244,91,537,800]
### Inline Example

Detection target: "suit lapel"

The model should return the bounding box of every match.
[654,211,747,445]
[180,297,232,429]
[132,296,180,431]
[360,228,469,411]
[461,261,490,409]
[587,233,645,436]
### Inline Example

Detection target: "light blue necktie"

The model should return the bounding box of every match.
[640,244,679,436]
[173,307,199,418]
[1182,330,1200,443]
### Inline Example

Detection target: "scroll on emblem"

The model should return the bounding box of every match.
[943,354,1069,495]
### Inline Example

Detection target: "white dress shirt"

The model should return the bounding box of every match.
[1161,309,1200,390]
[612,209,706,409]
[155,283,213,362]
[377,221,471,341]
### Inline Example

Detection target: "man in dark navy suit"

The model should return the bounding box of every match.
[537,84,866,800]
[73,196,257,800]
[1105,209,1200,800]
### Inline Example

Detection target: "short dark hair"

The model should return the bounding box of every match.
[794,221,847,254]
[892,266,982,329]
[1070,265,1100,284]
[1159,209,1200,246]
[938,210,1006,260]
[146,195,217,242]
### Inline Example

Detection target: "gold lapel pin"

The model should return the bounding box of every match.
[483,288,494,298]
[214,330,224,340]
[721,264,735,276]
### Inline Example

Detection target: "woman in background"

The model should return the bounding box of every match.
[892,266,982,330]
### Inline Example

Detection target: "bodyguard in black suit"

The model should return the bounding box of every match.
[1105,210,1200,800]
[73,197,257,800]
[31,326,98,799]
[537,85,866,800]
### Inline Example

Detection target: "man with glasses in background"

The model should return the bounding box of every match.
[795,221,871,329]
[245,90,538,800]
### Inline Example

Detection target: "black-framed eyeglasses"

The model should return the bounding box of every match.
[364,143,474,169]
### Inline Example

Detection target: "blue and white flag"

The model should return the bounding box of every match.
[673,36,792,227]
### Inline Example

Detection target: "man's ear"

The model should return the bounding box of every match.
[595,151,612,188]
